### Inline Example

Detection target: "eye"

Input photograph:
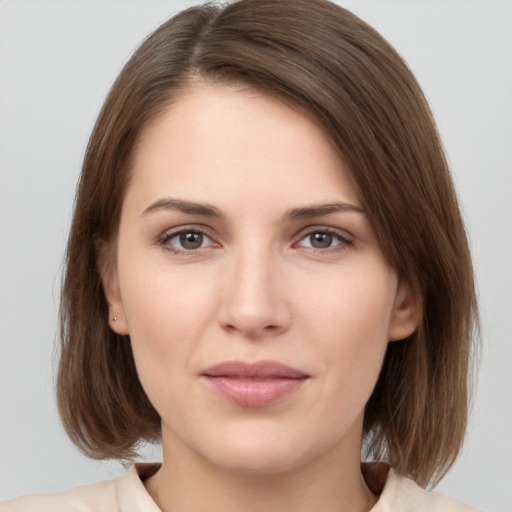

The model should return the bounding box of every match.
[296,229,352,250]
[176,231,206,250]
[160,228,217,254]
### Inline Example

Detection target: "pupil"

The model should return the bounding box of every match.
[180,232,203,249]
[311,232,332,248]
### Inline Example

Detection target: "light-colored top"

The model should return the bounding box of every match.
[0,462,482,511]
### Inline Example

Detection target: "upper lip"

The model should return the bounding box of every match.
[201,360,309,379]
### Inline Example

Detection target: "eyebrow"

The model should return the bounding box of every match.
[283,202,365,220]
[141,198,223,218]
[141,198,364,220]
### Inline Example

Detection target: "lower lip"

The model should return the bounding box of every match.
[202,376,307,407]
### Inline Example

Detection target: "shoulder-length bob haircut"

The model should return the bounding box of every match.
[58,0,478,487]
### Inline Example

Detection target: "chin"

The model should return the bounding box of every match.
[195,427,319,476]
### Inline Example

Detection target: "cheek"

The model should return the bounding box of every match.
[304,263,396,342]
[306,268,396,397]
[117,248,220,376]
[118,263,223,424]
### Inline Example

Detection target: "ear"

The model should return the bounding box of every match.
[96,241,129,336]
[388,279,421,342]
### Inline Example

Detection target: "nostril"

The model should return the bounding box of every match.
[222,321,282,337]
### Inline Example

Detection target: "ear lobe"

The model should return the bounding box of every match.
[388,279,421,342]
[96,241,129,336]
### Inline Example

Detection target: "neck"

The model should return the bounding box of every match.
[145,434,377,512]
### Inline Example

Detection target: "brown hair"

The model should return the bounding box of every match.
[57,0,478,487]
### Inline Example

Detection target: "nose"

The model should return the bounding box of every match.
[217,248,291,339]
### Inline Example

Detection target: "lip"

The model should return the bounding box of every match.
[201,360,309,408]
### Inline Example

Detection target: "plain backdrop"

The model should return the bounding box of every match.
[1,1,511,510]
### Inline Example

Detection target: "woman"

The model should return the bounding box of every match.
[1,0,480,510]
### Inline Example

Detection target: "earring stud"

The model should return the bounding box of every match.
[113,315,118,321]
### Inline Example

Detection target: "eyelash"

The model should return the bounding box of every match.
[294,227,353,253]
[158,227,216,255]
[158,226,353,256]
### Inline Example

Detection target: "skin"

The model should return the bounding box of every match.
[103,84,419,512]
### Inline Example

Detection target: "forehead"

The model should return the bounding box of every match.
[126,84,360,214]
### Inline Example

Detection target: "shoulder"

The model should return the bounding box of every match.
[0,463,161,512]
[375,466,483,512]
[0,479,117,512]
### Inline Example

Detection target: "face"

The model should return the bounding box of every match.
[104,85,418,475]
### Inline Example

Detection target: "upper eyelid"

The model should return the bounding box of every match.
[294,225,354,241]
[159,226,218,247]
[161,224,215,238]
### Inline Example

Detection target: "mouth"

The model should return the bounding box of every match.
[200,360,309,408]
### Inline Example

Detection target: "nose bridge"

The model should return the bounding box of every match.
[219,238,289,337]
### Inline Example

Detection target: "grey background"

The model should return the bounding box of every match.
[1,1,511,510]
